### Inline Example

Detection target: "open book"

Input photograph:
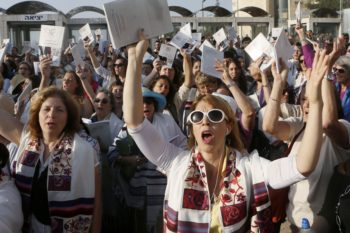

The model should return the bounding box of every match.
[82,119,112,153]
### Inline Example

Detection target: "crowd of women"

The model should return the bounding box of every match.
[0,23,349,233]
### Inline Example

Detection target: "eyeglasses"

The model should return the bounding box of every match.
[333,67,346,74]
[188,109,227,124]
[94,98,109,104]
[114,63,125,68]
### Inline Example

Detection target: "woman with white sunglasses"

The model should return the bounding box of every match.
[123,33,328,232]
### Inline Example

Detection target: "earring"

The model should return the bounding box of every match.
[225,128,230,136]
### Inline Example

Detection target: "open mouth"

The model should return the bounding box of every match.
[201,131,214,144]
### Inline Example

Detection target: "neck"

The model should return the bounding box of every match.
[43,133,61,150]
[199,146,226,171]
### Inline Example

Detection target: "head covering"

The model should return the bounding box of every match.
[10,74,25,95]
[142,87,166,112]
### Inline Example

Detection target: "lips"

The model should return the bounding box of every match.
[201,130,214,144]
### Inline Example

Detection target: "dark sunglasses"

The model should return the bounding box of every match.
[333,67,346,74]
[94,98,109,104]
[188,109,226,124]
[114,63,125,68]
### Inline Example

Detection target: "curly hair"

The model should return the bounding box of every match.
[28,86,81,139]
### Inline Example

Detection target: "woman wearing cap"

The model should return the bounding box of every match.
[0,86,101,232]
[122,34,328,232]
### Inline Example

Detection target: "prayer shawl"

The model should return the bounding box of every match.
[13,132,97,233]
[163,148,272,233]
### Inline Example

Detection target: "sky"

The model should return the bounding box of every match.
[0,0,233,16]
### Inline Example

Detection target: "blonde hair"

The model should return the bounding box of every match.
[187,94,244,151]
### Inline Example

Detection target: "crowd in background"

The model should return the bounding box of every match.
[0,23,349,233]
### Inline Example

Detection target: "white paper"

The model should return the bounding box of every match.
[273,30,294,72]
[39,25,65,49]
[169,31,196,54]
[248,94,261,111]
[200,45,223,79]
[244,33,274,61]
[70,44,85,69]
[199,39,215,52]
[213,28,227,45]
[95,28,102,36]
[0,39,11,63]
[226,26,237,42]
[295,1,302,22]
[180,23,192,37]
[103,0,173,49]
[272,28,283,38]
[83,120,112,153]
[79,23,94,45]
[192,32,202,48]
[159,44,177,67]
[33,62,39,76]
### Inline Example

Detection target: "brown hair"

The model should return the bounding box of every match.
[28,86,81,139]
[187,94,244,152]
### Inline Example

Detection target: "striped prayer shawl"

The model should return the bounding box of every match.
[13,132,97,233]
[163,148,272,233]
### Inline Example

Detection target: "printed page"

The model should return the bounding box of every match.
[70,44,85,69]
[226,26,237,42]
[244,33,274,61]
[199,39,215,52]
[79,23,94,45]
[159,43,177,67]
[213,28,226,45]
[39,25,65,49]
[201,45,223,79]
[104,0,173,49]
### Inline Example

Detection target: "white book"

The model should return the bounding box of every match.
[295,1,302,22]
[226,26,237,42]
[82,119,112,153]
[0,39,11,63]
[159,43,177,67]
[39,25,65,49]
[180,23,192,37]
[244,33,274,61]
[192,32,202,48]
[79,23,94,45]
[200,45,223,79]
[272,27,283,38]
[103,0,173,49]
[169,31,196,54]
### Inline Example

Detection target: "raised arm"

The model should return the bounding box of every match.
[262,59,292,141]
[76,65,96,104]
[322,37,350,148]
[216,60,255,132]
[38,56,53,91]
[123,33,149,128]
[296,49,329,176]
[85,42,101,70]
[0,109,23,145]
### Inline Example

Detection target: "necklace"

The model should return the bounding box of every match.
[210,148,225,204]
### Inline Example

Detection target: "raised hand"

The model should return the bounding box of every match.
[271,58,288,83]
[39,55,52,79]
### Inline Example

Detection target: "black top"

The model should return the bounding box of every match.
[31,162,51,225]
[319,167,350,233]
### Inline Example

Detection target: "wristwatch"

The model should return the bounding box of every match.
[226,82,236,88]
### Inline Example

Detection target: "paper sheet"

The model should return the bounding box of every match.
[39,25,65,49]
[79,23,94,45]
[104,0,173,49]
[159,43,177,67]
[200,45,223,79]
